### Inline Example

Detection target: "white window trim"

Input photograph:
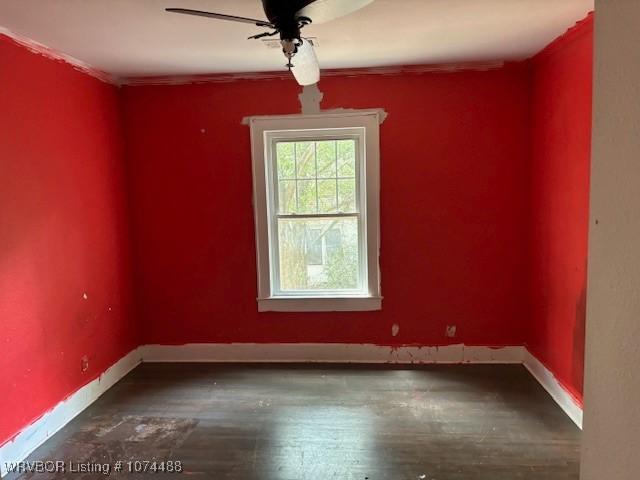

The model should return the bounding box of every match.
[248,111,383,312]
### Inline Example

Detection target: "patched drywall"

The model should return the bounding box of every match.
[581,1,640,478]
[299,84,324,114]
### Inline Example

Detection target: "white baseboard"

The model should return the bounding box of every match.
[140,343,526,364]
[0,348,142,477]
[523,350,583,429]
[0,343,582,477]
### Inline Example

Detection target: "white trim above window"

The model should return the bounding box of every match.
[248,111,383,312]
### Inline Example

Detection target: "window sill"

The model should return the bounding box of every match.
[257,296,382,312]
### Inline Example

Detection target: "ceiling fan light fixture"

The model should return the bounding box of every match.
[289,38,320,86]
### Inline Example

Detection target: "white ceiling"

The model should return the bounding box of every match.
[0,0,593,79]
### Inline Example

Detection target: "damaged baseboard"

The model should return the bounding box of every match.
[0,349,142,477]
[0,343,582,476]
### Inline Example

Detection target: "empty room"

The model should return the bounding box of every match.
[1,0,638,479]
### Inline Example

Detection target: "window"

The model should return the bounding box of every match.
[249,111,383,312]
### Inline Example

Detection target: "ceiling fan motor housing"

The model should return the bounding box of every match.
[261,0,315,40]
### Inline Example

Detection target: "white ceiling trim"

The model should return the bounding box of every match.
[0,27,118,85]
[120,60,507,86]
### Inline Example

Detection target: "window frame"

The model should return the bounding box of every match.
[268,128,366,298]
[249,111,383,312]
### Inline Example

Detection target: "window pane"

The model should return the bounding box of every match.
[316,141,337,178]
[317,179,337,214]
[337,139,356,177]
[326,228,342,255]
[338,178,356,213]
[296,142,316,178]
[305,228,323,265]
[278,217,360,291]
[278,180,296,214]
[296,179,317,214]
[276,142,295,179]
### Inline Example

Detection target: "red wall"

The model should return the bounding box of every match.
[0,36,137,444]
[122,65,532,346]
[528,15,593,402]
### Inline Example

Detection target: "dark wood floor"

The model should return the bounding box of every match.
[7,364,580,479]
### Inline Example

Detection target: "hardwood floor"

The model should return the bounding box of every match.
[7,364,580,479]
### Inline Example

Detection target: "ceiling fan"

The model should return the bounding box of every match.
[166,0,375,86]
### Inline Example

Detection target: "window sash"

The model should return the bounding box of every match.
[266,130,368,297]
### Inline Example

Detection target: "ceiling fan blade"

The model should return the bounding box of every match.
[296,0,374,24]
[165,8,274,28]
[291,39,320,86]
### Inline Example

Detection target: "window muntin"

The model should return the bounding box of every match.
[268,133,367,296]
[275,139,357,215]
